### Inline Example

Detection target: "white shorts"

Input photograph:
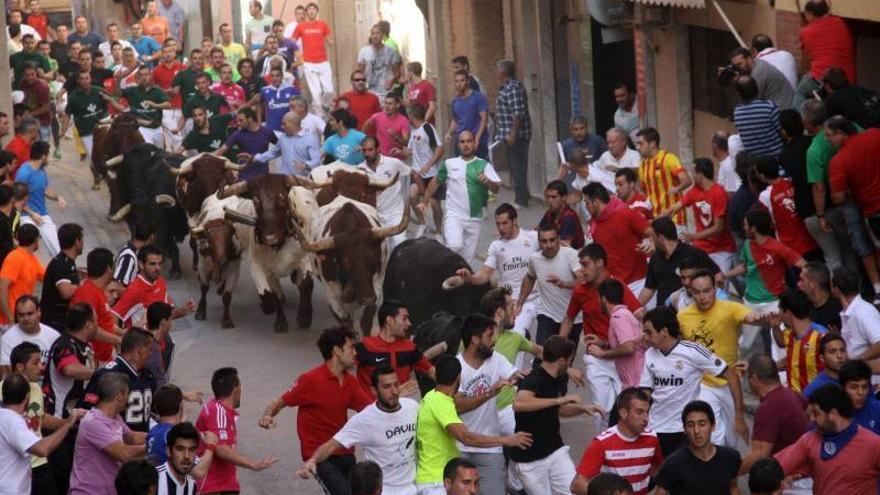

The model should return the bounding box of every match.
[444,216,482,269]
[699,383,737,447]
[22,214,60,257]
[138,126,165,148]
[514,445,576,495]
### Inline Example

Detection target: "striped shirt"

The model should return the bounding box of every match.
[733,99,784,157]
[156,462,195,495]
[783,323,827,394]
[638,150,685,225]
[114,242,137,286]
[576,425,663,495]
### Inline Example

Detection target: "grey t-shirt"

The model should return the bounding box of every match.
[751,59,795,110]
[357,44,401,97]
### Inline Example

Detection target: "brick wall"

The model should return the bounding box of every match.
[774,9,806,75]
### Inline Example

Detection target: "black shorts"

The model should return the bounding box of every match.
[430,181,446,200]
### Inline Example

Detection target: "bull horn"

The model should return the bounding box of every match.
[105,155,124,167]
[224,158,244,171]
[155,194,177,207]
[108,203,131,222]
[217,181,249,199]
[107,170,117,180]
[223,207,258,226]
[190,225,206,237]
[285,175,320,189]
[372,202,410,239]
[368,171,399,190]
[169,157,195,176]
[442,276,465,291]
[288,215,335,252]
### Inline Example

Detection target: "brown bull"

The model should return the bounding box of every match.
[302,168,399,207]
[92,113,144,217]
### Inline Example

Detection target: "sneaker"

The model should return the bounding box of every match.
[53,148,62,160]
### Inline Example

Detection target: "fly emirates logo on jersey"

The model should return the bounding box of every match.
[648,361,685,387]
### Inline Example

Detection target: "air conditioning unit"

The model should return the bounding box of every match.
[587,0,634,26]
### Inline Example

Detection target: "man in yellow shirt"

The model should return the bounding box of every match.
[636,127,692,226]
[218,23,246,68]
[678,270,769,447]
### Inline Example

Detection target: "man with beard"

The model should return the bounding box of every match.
[355,300,435,398]
[803,333,847,399]
[297,365,420,495]
[358,136,411,249]
[155,422,218,494]
[197,367,278,494]
[775,384,880,495]
[454,314,524,495]
[259,327,372,495]
[111,245,196,326]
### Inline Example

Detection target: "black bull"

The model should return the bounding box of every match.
[107,144,190,276]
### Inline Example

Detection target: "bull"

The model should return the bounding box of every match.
[169,153,243,271]
[305,163,397,208]
[105,144,190,278]
[291,189,409,334]
[92,113,144,212]
[219,174,317,333]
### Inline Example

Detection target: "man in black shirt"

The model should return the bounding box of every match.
[639,216,719,307]
[797,261,843,331]
[512,335,602,494]
[63,50,113,92]
[50,24,73,67]
[41,223,84,331]
[654,400,741,495]
[0,184,15,267]
[822,66,879,129]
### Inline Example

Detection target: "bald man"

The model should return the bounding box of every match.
[252,111,321,176]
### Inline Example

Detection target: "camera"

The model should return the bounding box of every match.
[718,65,738,86]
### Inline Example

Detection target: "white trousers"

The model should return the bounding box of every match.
[81,134,94,160]
[22,214,59,257]
[138,126,165,149]
[699,383,737,447]
[513,298,538,370]
[740,298,779,357]
[709,251,735,273]
[162,109,184,151]
[303,61,335,115]
[444,216,482,269]
[415,483,445,495]
[514,446,576,495]
[627,278,646,299]
[583,353,621,429]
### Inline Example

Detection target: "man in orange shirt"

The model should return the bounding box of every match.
[636,127,692,227]
[141,0,170,45]
[4,119,39,175]
[292,2,334,116]
[0,224,44,325]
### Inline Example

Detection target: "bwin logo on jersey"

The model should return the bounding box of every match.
[653,375,684,387]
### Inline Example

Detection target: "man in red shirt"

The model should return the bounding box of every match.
[560,244,642,416]
[583,182,652,296]
[25,0,49,39]
[826,117,880,240]
[153,43,186,151]
[111,245,195,327]
[292,2,334,116]
[405,61,436,123]
[354,300,435,397]
[210,64,247,113]
[4,119,38,175]
[797,0,856,107]
[18,64,51,146]
[539,180,585,249]
[614,167,652,219]
[196,367,278,494]
[69,248,123,364]
[755,156,821,260]
[665,158,736,273]
[572,388,663,495]
[259,326,372,495]
[775,384,880,495]
[339,70,381,130]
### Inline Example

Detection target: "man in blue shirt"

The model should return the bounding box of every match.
[322,109,365,165]
[839,359,880,435]
[129,22,162,67]
[446,70,489,159]
[260,67,299,133]
[802,333,848,399]
[559,116,606,187]
[13,141,65,256]
[254,112,320,176]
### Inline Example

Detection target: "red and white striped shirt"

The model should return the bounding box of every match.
[576,425,663,494]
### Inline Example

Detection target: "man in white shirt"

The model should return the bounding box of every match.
[0,374,81,495]
[832,267,880,364]
[712,131,740,193]
[515,226,583,360]
[456,203,540,342]
[0,296,60,375]
[423,131,501,268]
[454,314,521,495]
[592,127,640,178]
[613,84,639,142]
[283,5,306,39]
[751,34,798,91]
[98,23,133,68]
[640,306,742,457]
[298,366,419,495]
[358,136,411,250]
[289,95,326,142]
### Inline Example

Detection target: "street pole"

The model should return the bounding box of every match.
[0,10,12,146]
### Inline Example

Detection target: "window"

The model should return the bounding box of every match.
[690,26,740,119]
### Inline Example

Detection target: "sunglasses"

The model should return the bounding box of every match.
[352,78,366,82]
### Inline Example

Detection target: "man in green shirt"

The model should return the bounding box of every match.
[204,47,241,83]
[64,70,122,161]
[10,34,53,88]
[180,106,233,155]
[172,48,204,110]
[177,72,230,135]
[117,66,170,148]
[415,355,532,493]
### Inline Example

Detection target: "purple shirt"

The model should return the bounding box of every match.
[69,408,132,495]
[452,90,489,147]
[369,111,409,160]
[224,125,278,179]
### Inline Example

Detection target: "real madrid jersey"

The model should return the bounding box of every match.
[640,340,727,433]
[485,229,540,301]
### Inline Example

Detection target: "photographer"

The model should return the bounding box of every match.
[720,47,794,110]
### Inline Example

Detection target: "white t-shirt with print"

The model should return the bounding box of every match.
[0,324,60,367]
[485,229,540,301]
[334,398,419,494]
[456,353,517,454]
[0,407,40,495]
[527,246,583,323]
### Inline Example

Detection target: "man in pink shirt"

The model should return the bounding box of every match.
[210,64,246,114]
[364,94,409,161]
[775,383,880,495]
[592,278,644,389]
